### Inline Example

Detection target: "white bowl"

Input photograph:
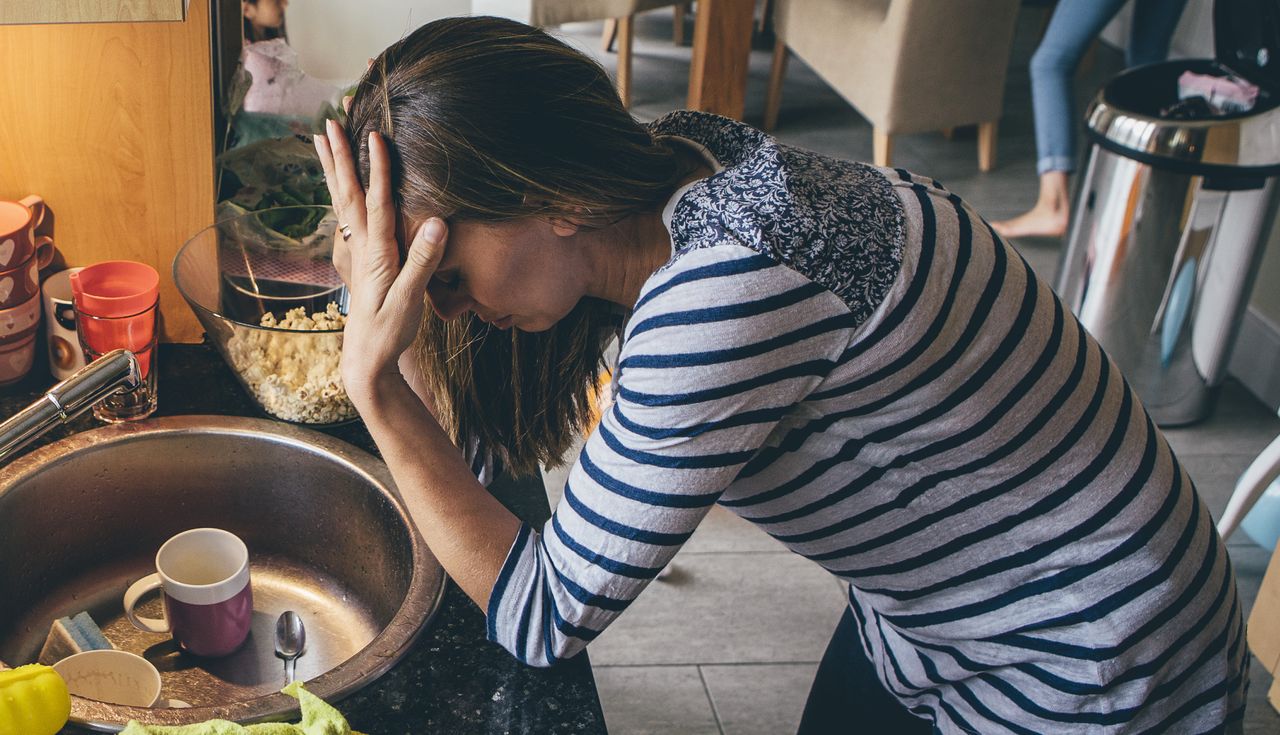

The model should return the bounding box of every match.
[53,649,162,708]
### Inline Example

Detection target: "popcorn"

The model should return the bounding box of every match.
[225,302,357,424]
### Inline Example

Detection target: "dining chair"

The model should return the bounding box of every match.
[763,0,1021,171]
[476,0,691,107]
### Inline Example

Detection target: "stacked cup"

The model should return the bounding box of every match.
[70,261,160,422]
[0,195,55,385]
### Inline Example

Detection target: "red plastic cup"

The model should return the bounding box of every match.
[70,261,160,422]
[70,261,159,376]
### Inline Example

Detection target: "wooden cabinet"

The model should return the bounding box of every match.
[0,0,214,342]
[1,0,186,25]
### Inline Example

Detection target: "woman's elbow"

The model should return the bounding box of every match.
[513,633,590,669]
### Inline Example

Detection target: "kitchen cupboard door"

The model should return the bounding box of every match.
[1,0,186,25]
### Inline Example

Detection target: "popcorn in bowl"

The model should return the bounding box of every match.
[225,302,357,424]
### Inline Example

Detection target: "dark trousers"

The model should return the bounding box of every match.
[797,608,934,734]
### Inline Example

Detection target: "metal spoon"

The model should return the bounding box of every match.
[274,611,305,683]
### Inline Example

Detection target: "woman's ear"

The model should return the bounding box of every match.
[549,217,580,237]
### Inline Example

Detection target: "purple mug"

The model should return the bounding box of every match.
[123,528,254,657]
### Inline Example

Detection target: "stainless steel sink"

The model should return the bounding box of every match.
[0,415,446,731]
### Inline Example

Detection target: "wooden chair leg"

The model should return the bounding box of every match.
[674,3,689,46]
[617,15,634,108]
[873,128,893,168]
[978,120,998,172]
[763,38,787,131]
[602,18,618,52]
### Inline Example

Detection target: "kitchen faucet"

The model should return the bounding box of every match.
[0,349,141,463]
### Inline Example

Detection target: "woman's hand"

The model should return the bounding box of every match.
[314,119,447,408]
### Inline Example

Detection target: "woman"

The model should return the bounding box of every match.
[991,0,1188,239]
[315,17,1246,733]
[242,0,288,43]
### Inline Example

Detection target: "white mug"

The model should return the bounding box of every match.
[41,267,85,380]
[123,528,254,658]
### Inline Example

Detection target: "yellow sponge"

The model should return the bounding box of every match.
[0,664,72,735]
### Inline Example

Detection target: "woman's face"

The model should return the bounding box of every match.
[243,0,287,30]
[416,217,587,333]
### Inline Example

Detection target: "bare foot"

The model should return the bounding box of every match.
[991,202,1069,239]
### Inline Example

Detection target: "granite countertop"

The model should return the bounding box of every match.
[0,342,606,735]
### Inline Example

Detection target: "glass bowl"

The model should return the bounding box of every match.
[174,205,357,427]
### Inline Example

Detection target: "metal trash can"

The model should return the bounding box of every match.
[1056,0,1280,426]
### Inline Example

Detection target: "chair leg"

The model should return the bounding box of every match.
[978,120,998,172]
[873,128,893,168]
[617,15,634,108]
[673,3,690,46]
[1218,434,1280,541]
[602,18,618,52]
[763,38,787,131]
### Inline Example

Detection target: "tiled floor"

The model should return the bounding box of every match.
[543,9,1280,734]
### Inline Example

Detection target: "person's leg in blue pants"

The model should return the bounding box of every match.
[992,0,1188,240]
[1128,0,1191,67]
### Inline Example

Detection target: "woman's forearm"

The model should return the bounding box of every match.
[353,374,523,610]
[315,120,522,612]
[397,346,440,420]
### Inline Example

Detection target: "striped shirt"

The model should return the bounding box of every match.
[485,111,1248,733]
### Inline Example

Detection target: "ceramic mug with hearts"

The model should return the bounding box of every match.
[0,256,40,310]
[0,292,42,344]
[0,195,55,272]
[0,332,36,385]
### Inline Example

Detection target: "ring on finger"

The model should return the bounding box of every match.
[340,223,353,241]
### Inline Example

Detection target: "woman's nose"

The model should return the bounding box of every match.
[428,284,474,321]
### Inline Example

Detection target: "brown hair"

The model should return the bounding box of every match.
[344,16,684,477]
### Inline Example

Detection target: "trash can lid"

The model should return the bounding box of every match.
[1086,56,1280,176]
[1215,0,1280,94]
[1082,0,1280,176]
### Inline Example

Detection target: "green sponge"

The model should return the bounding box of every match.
[118,682,365,735]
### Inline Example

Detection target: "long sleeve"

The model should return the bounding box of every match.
[485,243,858,665]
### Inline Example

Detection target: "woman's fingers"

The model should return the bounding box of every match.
[365,132,397,263]
[323,119,367,238]
[388,218,447,311]
[315,120,408,312]
[314,134,353,278]
[332,233,353,286]
[313,133,341,214]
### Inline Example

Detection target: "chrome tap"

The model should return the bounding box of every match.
[0,349,142,463]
